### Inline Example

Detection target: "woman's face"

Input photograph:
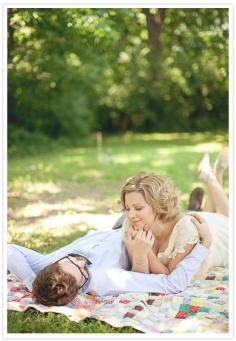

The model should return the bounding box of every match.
[124,191,156,231]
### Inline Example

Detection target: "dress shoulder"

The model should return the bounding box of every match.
[165,215,200,259]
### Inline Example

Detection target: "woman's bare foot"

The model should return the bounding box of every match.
[213,146,229,185]
[197,153,213,183]
[213,146,229,171]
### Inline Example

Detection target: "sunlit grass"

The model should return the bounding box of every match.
[8,131,229,246]
[7,131,228,333]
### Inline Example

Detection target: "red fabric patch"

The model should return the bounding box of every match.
[189,305,199,313]
[119,299,131,304]
[21,294,32,299]
[216,287,225,291]
[175,311,188,319]
[10,287,20,292]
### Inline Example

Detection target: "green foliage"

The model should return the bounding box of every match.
[8,8,228,144]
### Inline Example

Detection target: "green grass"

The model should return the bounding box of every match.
[7,131,228,333]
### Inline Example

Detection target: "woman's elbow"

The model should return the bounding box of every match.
[167,264,175,273]
[150,268,170,275]
[164,268,170,275]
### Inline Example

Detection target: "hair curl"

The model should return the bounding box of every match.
[32,263,79,306]
[120,172,181,223]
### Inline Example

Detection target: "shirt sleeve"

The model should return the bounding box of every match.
[7,244,45,291]
[88,244,208,296]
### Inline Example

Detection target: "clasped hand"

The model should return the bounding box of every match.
[124,225,155,256]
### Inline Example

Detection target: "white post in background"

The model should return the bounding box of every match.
[96,131,102,162]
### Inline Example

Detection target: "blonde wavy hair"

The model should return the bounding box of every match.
[120,172,181,223]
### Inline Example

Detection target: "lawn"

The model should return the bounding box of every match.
[7,131,228,333]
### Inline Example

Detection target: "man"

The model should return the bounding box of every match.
[8,213,211,306]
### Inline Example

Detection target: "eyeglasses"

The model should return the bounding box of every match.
[56,253,91,289]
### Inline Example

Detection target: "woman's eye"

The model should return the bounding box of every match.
[125,207,130,211]
[135,207,142,211]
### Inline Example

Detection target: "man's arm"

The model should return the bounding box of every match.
[7,244,44,291]
[87,243,209,296]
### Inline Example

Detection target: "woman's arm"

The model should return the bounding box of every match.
[167,243,196,272]
[167,212,213,272]
[123,225,138,267]
[148,251,170,274]
[132,252,150,273]
[129,229,154,273]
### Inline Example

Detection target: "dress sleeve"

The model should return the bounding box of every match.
[166,216,200,259]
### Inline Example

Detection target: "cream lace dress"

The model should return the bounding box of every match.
[122,212,228,277]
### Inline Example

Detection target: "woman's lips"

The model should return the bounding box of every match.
[132,220,141,227]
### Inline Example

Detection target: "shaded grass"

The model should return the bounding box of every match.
[8,310,140,333]
[7,131,228,333]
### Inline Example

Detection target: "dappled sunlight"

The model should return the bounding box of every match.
[41,212,121,230]
[25,162,53,173]
[151,159,173,168]
[21,199,95,218]
[8,193,100,221]
[79,169,103,178]
[26,181,61,194]
[183,143,223,153]
[122,132,227,144]
[8,132,228,249]
[7,223,93,251]
[113,154,147,164]
[60,155,88,166]
[8,179,61,195]
[8,212,121,238]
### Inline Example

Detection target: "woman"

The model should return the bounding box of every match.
[121,147,229,277]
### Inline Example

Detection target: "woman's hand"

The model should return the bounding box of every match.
[124,228,154,273]
[123,225,137,257]
[188,213,213,249]
[132,229,155,255]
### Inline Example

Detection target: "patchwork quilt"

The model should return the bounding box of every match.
[7,266,229,333]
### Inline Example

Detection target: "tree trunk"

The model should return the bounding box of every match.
[143,8,166,60]
[8,8,15,60]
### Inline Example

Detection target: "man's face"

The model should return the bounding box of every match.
[58,256,88,287]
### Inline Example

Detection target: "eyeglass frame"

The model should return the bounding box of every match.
[55,253,91,289]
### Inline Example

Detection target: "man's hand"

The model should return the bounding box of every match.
[189,213,212,249]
